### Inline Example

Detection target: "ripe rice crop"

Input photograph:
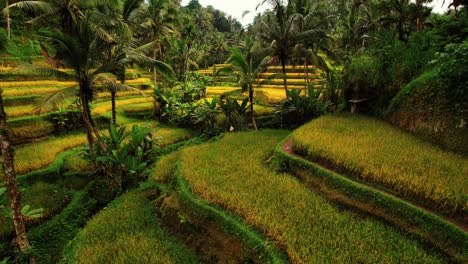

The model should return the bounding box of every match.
[178,130,443,263]
[0,80,76,88]
[3,87,62,97]
[118,78,151,85]
[65,190,199,264]
[14,133,87,175]
[291,114,467,217]
[5,104,37,117]
[92,97,151,115]
[96,90,152,99]
[154,127,194,146]
[121,102,153,113]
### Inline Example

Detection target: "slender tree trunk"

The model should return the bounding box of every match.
[281,56,289,98]
[0,91,30,253]
[111,91,116,127]
[79,90,96,155]
[248,84,257,130]
[6,0,10,39]
[153,48,158,89]
[305,60,309,91]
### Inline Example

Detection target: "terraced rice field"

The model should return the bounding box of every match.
[177,130,444,263]
[64,190,199,264]
[291,114,468,217]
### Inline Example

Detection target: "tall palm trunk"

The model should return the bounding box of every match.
[0,91,30,253]
[305,60,309,93]
[248,84,257,130]
[153,48,158,89]
[6,0,10,39]
[79,89,96,155]
[280,56,289,97]
[111,91,116,127]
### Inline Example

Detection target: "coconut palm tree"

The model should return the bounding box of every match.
[138,0,179,88]
[258,0,331,97]
[8,0,120,33]
[13,13,124,153]
[220,38,272,130]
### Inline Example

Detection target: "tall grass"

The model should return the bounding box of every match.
[65,190,199,264]
[291,114,467,217]
[178,130,444,263]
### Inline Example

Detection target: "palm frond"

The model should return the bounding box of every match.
[11,64,74,80]
[34,86,79,114]
[8,1,54,14]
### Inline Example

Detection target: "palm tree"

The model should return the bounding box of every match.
[14,14,122,153]
[0,91,30,254]
[220,38,272,130]
[9,0,120,33]
[139,0,179,88]
[258,0,330,97]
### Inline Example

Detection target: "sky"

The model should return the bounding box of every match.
[180,0,451,27]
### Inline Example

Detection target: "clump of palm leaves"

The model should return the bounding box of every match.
[219,96,249,131]
[275,84,329,128]
[84,124,154,204]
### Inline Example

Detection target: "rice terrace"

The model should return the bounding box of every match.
[0,0,466,263]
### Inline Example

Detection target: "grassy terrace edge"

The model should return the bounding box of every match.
[274,135,468,263]
[173,162,289,264]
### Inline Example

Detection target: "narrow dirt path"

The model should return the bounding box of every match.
[281,138,468,233]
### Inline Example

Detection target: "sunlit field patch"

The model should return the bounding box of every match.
[291,114,468,217]
[3,86,62,97]
[0,80,76,88]
[13,133,87,175]
[92,97,151,115]
[178,130,443,263]
[96,90,153,99]
[121,102,153,113]
[154,127,195,146]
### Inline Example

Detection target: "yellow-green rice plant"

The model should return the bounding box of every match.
[0,80,75,88]
[3,87,62,97]
[96,90,152,99]
[153,151,180,183]
[291,114,468,217]
[179,130,444,263]
[92,97,150,115]
[121,103,153,114]
[5,104,37,117]
[13,133,87,175]
[153,127,194,146]
[66,190,199,264]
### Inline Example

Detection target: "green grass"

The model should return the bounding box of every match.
[291,114,467,217]
[63,189,199,264]
[178,130,444,263]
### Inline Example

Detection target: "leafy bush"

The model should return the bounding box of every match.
[85,124,154,203]
[386,70,467,153]
[274,85,329,128]
[49,108,82,134]
[218,97,249,131]
[431,41,468,102]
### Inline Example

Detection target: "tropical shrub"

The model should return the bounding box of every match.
[274,85,329,128]
[218,97,249,131]
[84,125,154,203]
